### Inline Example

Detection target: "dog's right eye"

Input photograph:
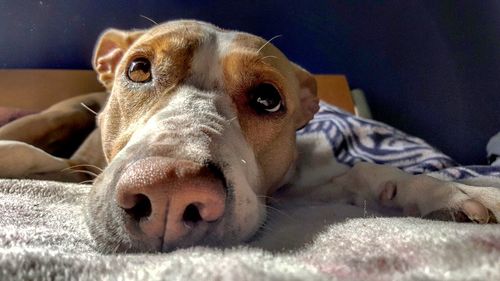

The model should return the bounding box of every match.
[127,58,152,83]
[248,83,284,114]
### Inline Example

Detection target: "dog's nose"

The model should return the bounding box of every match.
[115,157,226,248]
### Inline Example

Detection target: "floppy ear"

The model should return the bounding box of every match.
[291,63,319,129]
[92,28,145,91]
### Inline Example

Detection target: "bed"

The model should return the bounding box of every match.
[0,70,499,280]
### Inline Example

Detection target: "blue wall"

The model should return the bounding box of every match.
[1,0,499,164]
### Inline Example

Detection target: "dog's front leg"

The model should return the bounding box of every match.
[325,162,499,223]
[0,140,91,182]
[0,92,107,158]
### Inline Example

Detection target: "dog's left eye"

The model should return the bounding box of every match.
[248,83,284,114]
[127,58,152,83]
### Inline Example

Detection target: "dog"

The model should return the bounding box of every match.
[0,20,499,253]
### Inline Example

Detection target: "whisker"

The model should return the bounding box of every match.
[78,179,95,185]
[363,200,367,218]
[112,242,122,254]
[258,55,278,62]
[257,34,283,53]
[256,195,279,204]
[140,14,159,25]
[226,116,238,123]
[66,169,99,178]
[265,205,295,221]
[53,197,71,205]
[123,243,133,254]
[449,207,456,222]
[80,103,98,116]
[67,164,103,172]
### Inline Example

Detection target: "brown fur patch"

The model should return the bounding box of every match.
[99,22,210,161]
[220,36,301,192]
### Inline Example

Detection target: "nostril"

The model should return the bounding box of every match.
[124,194,152,221]
[182,203,202,226]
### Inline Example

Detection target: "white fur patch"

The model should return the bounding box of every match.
[189,30,237,90]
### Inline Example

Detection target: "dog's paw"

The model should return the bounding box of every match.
[423,199,497,223]
[378,177,500,224]
[328,162,499,224]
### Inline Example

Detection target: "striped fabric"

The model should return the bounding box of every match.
[298,102,500,180]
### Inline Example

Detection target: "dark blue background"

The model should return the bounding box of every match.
[1,0,499,164]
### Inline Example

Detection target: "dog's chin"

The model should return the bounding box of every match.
[85,159,266,253]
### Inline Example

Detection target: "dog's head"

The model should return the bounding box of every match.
[86,20,319,252]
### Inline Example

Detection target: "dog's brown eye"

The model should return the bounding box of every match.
[127,58,152,83]
[248,83,283,114]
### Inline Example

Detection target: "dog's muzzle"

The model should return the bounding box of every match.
[86,86,262,252]
[115,156,227,251]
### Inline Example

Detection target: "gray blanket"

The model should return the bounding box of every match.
[1,178,499,281]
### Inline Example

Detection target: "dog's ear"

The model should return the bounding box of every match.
[92,28,145,91]
[292,63,319,129]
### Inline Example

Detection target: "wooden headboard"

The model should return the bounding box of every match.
[0,70,354,114]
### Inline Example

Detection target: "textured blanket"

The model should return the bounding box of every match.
[1,179,499,280]
[1,102,499,280]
